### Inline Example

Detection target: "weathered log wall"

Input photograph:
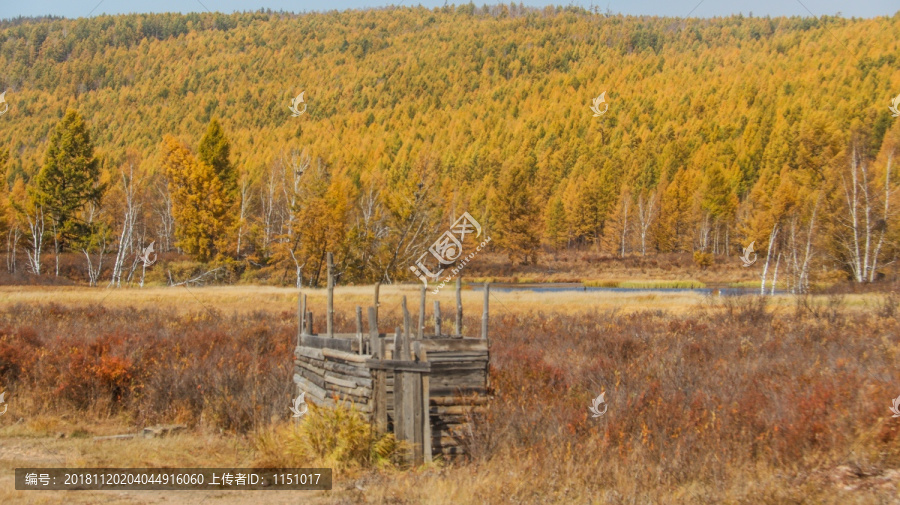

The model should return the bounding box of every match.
[292,334,489,459]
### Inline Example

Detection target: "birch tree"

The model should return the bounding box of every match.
[828,148,894,282]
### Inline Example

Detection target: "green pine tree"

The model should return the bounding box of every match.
[198,118,236,196]
[30,109,105,249]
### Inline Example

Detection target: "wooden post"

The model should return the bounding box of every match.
[481,282,489,341]
[419,343,432,463]
[455,277,462,335]
[304,295,309,334]
[418,284,426,340]
[373,282,380,328]
[411,340,424,465]
[297,289,306,345]
[434,300,441,337]
[300,293,307,336]
[393,325,405,445]
[326,252,334,338]
[370,307,387,434]
[355,306,363,355]
[307,311,313,335]
[401,296,411,360]
[403,322,420,464]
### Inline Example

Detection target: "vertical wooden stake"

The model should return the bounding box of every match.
[419,344,432,463]
[373,282,380,328]
[355,306,363,355]
[307,311,314,335]
[302,295,308,335]
[481,282,490,341]
[455,277,462,336]
[434,300,441,337]
[369,306,387,434]
[296,286,303,345]
[393,325,404,447]
[401,296,411,360]
[368,307,380,356]
[412,340,424,466]
[418,284,426,340]
[326,252,334,338]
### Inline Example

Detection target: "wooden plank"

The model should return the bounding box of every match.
[407,322,422,465]
[296,359,325,377]
[401,368,419,464]
[296,355,370,379]
[421,340,489,352]
[401,298,411,360]
[430,396,490,406]
[322,347,369,363]
[355,306,364,356]
[431,372,486,389]
[455,277,462,335]
[481,282,489,340]
[326,252,334,338]
[370,305,387,435]
[324,373,358,389]
[392,326,405,456]
[293,373,328,400]
[295,345,325,361]
[430,363,490,372]
[430,386,488,397]
[296,367,326,390]
[367,360,431,373]
[418,284,426,340]
[420,343,432,463]
[297,287,303,343]
[373,282,380,327]
[301,335,354,352]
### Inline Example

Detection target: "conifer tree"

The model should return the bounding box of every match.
[30,110,105,249]
[493,161,540,264]
[162,135,228,262]
[198,118,236,196]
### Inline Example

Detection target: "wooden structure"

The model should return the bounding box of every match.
[292,255,490,462]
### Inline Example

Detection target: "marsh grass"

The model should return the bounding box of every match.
[2,288,900,502]
[255,402,405,474]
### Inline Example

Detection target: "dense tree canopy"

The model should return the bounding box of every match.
[1,6,899,286]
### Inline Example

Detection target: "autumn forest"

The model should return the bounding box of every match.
[2,5,900,289]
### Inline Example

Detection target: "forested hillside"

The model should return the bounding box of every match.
[1,5,899,288]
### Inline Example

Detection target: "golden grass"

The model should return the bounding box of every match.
[2,286,898,504]
[0,284,880,323]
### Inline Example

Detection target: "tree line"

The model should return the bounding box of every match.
[0,8,899,289]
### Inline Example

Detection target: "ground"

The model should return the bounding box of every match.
[1,284,899,504]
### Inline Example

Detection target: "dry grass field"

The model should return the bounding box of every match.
[1,285,900,504]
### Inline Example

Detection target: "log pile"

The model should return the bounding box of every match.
[290,259,491,462]
[293,343,373,414]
